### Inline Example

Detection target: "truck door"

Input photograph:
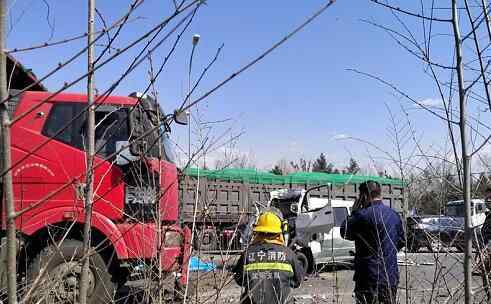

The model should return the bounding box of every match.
[41,103,126,220]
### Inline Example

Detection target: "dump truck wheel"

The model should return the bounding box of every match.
[26,239,115,304]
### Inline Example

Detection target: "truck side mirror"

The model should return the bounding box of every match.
[174,110,188,125]
[115,141,139,165]
[290,203,299,214]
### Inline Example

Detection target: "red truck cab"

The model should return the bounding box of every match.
[4,90,190,302]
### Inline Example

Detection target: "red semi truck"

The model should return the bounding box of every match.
[1,89,191,302]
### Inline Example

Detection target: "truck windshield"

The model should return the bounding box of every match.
[129,97,177,163]
[160,127,175,163]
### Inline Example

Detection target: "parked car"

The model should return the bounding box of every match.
[407,216,464,252]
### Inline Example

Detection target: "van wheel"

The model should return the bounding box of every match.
[26,239,115,304]
[296,252,309,274]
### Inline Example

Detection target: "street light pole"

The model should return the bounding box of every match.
[187,111,191,166]
[187,34,200,167]
[183,34,200,304]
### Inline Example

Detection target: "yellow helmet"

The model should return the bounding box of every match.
[254,211,283,234]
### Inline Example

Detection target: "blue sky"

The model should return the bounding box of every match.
[7,0,459,171]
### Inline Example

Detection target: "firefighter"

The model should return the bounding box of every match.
[233,210,304,304]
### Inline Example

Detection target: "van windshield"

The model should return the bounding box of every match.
[446,203,465,217]
[271,198,298,218]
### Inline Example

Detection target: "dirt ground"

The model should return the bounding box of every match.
[187,252,489,304]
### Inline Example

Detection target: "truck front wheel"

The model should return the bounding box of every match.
[26,239,115,303]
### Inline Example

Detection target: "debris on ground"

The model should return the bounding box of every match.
[189,256,217,272]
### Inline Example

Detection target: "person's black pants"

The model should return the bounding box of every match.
[355,284,397,304]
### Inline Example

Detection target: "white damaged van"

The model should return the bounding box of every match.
[269,186,355,271]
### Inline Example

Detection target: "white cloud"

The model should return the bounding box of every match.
[331,133,350,140]
[418,98,443,108]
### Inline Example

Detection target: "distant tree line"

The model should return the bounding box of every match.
[407,169,491,215]
[270,153,365,176]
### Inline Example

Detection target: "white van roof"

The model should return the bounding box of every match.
[447,199,485,206]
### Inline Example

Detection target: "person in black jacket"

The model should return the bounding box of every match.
[475,187,491,277]
[341,181,405,304]
[481,187,491,245]
[233,211,304,304]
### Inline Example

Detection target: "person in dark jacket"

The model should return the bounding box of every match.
[480,187,491,245]
[341,181,405,304]
[233,211,304,304]
[474,187,491,276]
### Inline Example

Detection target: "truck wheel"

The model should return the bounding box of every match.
[296,252,309,274]
[26,239,115,304]
[195,229,217,251]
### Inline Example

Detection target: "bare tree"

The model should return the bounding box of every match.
[345,1,491,302]
[0,1,16,303]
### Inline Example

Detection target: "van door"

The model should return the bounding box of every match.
[319,206,355,262]
[295,198,334,241]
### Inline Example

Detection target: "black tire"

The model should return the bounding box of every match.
[407,239,421,253]
[195,229,218,251]
[296,252,309,274]
[26,239,115,304]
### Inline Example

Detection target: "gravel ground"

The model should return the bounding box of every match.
[114,251,489,303]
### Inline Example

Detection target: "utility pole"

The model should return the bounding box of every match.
[80,0,95,302]
[0,1,17,303]
[452,1,472,303]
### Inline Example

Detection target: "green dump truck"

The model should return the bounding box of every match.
[179,168,404,251]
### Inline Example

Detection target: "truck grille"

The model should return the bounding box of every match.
[125,185,158,221]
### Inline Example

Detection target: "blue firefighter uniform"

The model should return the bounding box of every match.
[341,200,405,303]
